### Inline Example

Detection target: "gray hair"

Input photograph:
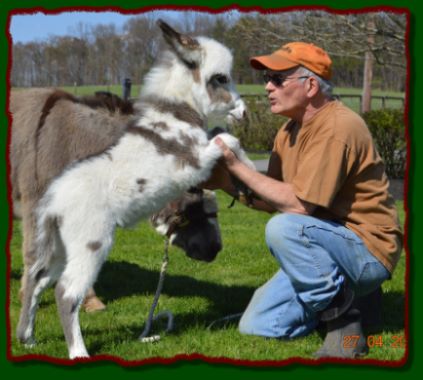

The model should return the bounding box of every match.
[297,67,334,99]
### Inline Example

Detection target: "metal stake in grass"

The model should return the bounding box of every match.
[139,238,174,343]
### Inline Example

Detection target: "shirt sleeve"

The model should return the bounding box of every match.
[292,137,352,208]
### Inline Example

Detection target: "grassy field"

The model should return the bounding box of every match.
[247,152,271,161]
[56,84,405,114]
[7,191,406,363]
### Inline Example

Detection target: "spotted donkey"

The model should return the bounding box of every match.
[10,89,223,313]
[16,20,254,358]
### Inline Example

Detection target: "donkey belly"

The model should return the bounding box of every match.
[111,172,188,228]
[108,140,209,227]
[39,158,116,237]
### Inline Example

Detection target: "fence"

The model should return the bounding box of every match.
[334,93,405,112]
[241,93,405,114]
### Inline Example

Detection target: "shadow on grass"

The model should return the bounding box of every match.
[10,269,22,280]
[95,260,405,337]
[96,260,254,324]
[379,290,406,331]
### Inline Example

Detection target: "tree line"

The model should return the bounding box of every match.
[11,10,406,93]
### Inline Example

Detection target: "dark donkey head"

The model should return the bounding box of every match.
[150,188,222,262]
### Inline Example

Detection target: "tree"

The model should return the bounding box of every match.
[122,14,160,84]
[362,14,376,113]
[227,11,406,108]
[288,11,406,111]
[10,10,406,97]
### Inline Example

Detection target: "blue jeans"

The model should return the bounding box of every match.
[239,213,390,339]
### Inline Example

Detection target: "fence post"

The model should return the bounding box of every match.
[122,78,132,101]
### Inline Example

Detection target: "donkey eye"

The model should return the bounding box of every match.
[211,74,229,85]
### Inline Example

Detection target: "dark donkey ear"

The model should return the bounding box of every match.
[157,19,202,69]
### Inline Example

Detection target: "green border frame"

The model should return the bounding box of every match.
[1,0,418,378]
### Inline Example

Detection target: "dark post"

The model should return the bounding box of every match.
[122,78,132,101]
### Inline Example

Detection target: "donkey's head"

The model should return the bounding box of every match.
[150,188,222,262]
[141,20,246,125]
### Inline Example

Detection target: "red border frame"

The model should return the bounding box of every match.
[4,4,411,368]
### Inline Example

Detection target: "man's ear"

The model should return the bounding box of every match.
[306,76,320,98]
[157,19,202,69]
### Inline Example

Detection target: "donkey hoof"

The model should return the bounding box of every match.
[69,350,90,359]
[22,337,37,348]
[24,341,36,349]
[17,329,36,346]
[83,295,106,313]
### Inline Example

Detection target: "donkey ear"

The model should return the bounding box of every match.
[157,19,202,68]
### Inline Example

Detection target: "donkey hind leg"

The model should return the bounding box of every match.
[19,197,38,303]
[55,241,111,359]
[16,259,62,347]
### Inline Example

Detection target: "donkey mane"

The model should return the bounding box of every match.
[37,90,134,133]
[80,91,135,114]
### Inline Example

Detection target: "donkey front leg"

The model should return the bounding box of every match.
[55,281,88,359]
[210,133,256,170]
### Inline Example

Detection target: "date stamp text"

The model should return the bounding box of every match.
[343,335,406,349]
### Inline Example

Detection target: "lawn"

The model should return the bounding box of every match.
[7,191,406,363]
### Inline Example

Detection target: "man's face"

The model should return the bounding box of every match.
[263,67,310,118]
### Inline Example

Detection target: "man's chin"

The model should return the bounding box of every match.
[270,105,282,114]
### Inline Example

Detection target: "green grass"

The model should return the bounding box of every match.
[8,192,406,362]
[247,152,271,161]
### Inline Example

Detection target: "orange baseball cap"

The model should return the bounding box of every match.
[250,42,332,80]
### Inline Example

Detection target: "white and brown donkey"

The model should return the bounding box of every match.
[10,88,223,313]
[14,20,254,358]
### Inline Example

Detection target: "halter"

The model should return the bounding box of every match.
[164,187,218,238]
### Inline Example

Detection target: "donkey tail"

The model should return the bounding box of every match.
[29,212,61,279]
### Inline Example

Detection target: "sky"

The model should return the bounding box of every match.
[9,10,184,43]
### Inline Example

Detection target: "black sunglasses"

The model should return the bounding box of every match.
[263,73,309,87]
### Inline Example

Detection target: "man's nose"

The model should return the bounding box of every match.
[265,81,275,91]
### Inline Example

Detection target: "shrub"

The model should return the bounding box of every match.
[362,108,406,178]
[231,96,286,151]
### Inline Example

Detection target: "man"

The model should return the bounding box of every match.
[206,42,403,358]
